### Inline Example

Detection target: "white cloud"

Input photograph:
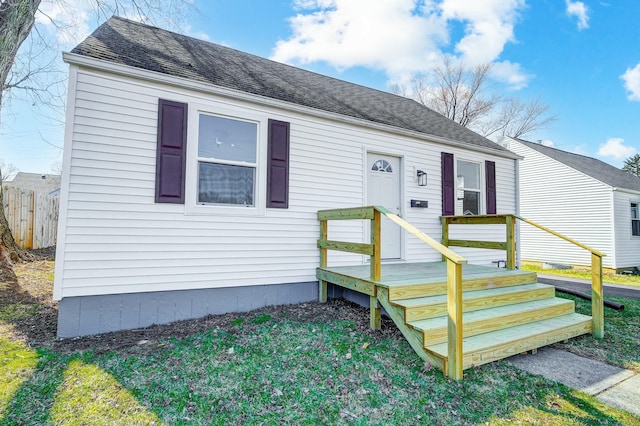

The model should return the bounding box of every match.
[272,0,528,86]
[36,0,92,47]
[540,140,555,147]
[272,0,448,79]
[490,60,531,90]
[439,0,524,65]
[182,25,211,41]
[621,63,640,101]
[566,1,589,30]
[597,138,636,159]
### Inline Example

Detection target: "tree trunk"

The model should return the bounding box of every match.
[0,1,42,269]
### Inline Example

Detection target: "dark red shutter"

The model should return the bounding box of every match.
[486,160,497,214]
[441,152,455,216]
[267,119,290,208]
[155,99,187,204]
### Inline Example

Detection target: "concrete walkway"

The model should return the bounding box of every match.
[507,347,640,417]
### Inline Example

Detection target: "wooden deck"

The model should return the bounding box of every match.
[317,206,603,379]
[317,262,592,375]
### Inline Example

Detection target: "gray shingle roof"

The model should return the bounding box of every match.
[516,139,640,192]
[70,16,510,154]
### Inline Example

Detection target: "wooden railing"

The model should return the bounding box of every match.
[318,206,467,380]
[441,214,605,339]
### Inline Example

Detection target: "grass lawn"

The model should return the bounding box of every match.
[523,264,640,289]
[1,257,639,425]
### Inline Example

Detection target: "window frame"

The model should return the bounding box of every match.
[632,202,640,237]
[185,104,267,216]
[456,159,483,216]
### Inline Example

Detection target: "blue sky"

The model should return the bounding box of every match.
[1,0,639,175]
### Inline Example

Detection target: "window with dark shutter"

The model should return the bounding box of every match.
[267,119,290,208]
[441,152,455,216]
[155,99,188,203]
[486,161,497,214]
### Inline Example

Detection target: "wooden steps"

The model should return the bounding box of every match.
[410,297,576,345]
[317,262,593,377]
[426,313,592,370]
[392,283,555,322]
[384,269,593,374]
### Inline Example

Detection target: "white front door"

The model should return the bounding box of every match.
[367,153,402,260]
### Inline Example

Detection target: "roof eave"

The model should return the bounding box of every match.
[63,52,520,160]
[612,187,640,196]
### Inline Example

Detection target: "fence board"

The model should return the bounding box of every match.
[2,186,59,249]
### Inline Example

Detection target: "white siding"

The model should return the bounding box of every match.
[507,140,615,268]
[54,68,517,298]
[612,191,640,268]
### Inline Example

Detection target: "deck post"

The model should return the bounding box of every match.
[591,253,604,338]
[371,209,381,281]
[319,219,328,303]
[446,259,463,380]
[441,217,449,262]
[370,295,381,330]
[506,215,516,270]
[370,208,382,329]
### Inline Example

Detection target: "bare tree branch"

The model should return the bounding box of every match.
[391,58,555,141]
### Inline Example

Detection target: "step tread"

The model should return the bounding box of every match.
[409,297,574,332]
[378,267,535,287]
[392,283,553,308]
[425,313,592,357]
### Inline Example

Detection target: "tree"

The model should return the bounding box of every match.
[391,57,556,140]
[622,154,640,177]
[0,0,191,267]
[1,161,18,181]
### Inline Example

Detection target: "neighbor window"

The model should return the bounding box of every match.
[197,114,257,206]
[632,203,640,236]
[457,160,481,215]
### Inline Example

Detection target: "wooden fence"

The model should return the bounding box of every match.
[2,186,60,249]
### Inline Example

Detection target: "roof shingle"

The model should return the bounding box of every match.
[516,138,640,192]
[70,16,510,154]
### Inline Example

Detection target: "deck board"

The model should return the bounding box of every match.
[318,262,534,287]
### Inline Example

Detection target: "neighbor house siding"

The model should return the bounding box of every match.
[612,190,640,269]
[508,141,614,268]
[54,67,516,300]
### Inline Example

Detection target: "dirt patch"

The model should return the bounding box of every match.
[1,247,398,355]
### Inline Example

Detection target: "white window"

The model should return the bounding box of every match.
[197,113,257,206]
[371,159,393,173]
[632,203,640,236]
[457,160,481,215]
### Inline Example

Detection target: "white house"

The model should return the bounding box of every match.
[54,17,521,337]
[504,137,640,272]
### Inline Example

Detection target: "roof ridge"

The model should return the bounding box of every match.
[70,16,512,156]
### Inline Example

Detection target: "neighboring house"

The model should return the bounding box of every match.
[504,137,640,272]
[55,17,520,338]
[3,172,61,195]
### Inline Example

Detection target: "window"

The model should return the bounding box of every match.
[457,160,481,215]
[197,114,257,206]
[632,203,640,236]
[371,159,393,173]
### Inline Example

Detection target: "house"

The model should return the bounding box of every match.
[54,16,523,338]
[3,172,61,195]
[503,137,640,272]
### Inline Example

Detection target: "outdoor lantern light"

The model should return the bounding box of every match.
[417,169,427,186]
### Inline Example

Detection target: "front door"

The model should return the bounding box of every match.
[367,153,402,260]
